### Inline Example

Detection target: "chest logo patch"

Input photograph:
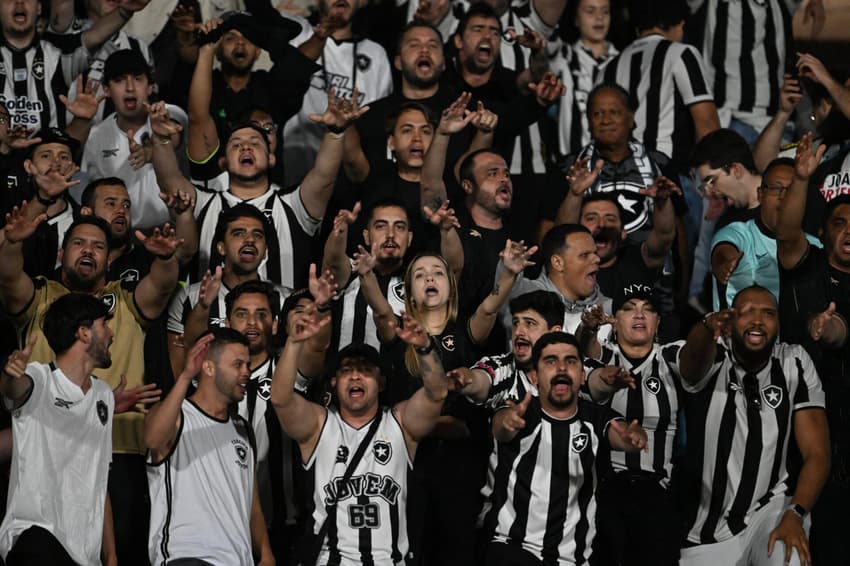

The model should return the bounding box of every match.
[96,400,108,425]
[441,335,456,352]
[644,376,662,396]
[232,438,249,469]
[336,445,349,463]
[391,281,405,303]
[355,54,372,71]
[31,61,44,80]
[761,385,783,410]
[257,376,272,401]
[373,440,392,464]
[101,293,116,313]
[571,432,589,453]
[120,268,139,283]
[102,149,119,158]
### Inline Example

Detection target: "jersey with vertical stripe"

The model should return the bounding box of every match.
[331,269,405,351]
[193,184,321,288]
[306,407,412,566]
[481,397,617,565]
[0,362,113,566]
[147,399,255,566]
[472,352,537,411]
[0,35,90,132]
[585,341,685,485]
[603,34,713,170]
[689,0,790,131]
[680,341,825,544]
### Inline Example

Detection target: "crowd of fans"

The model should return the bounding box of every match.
[0,0,847,563]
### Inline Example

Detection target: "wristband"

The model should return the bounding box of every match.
[155,252,175,261]
[414,337,435,356]
[701,312,716,330]
[787,503,807,520]
[326,124,347,135]
[36,192,58,206]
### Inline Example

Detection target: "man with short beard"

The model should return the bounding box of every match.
[676,285,830,566]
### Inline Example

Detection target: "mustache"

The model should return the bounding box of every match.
[593,226,621,245]
[551,375,572,386]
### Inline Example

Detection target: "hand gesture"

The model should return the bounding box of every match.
[779,73,802,114]
[423,200,461,232]
[3,202,46,244]
[767,511,810,566]
[2,335,37,381]
[113,374,162,414]
[529,72,565,107]
[796,52,831,86]
[287,304,330,342]
[30,163,81,200]
[641,176,682,204]
[308,263,338,307]
[715,250,744,285]
[438,92,474,135]
[145,102,183,140]
[609,418,648,451]
[3,126,41,151]
[352,244,377,276]
[446,367,473,392]
[581,303,615,331]
[160,189,195,216]
[180,333,215,381]
[197,18,224,50]
[507,28,544,53]
[332,202,360,236]
[395,312,430,348]
[809,302,839,342]
[137,223,182,259]
[198,266,222,309]
[127,129,151,170]
[60,76,105,121]
[470,100,498,134]
[170,3,197,33]
[500,239,537,275]
[702,308,735,340]
[596,365,635,390]
[501,391,532,434]
[793,132,827,181]
[309,87,369,131]
[314,12,346,38]
[566,156,603,196]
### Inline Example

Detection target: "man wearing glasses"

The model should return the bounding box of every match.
[676,285,830,566]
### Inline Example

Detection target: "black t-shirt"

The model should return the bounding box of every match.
[597,241,661,298]
[802,144,850,235]
[455,206,510,318]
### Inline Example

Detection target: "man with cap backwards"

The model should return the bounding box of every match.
[580,282,687,565]
[272,311,450,565]
[82,49,188,231]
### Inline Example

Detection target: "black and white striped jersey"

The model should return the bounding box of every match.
[193,185,321,289]
[680,341,825,545]
[586,341,685,485]
[603,34,713,169]
[690,0,790,130]
[481,397,617,565]
[331,269,405,352]
[473,352,537,411]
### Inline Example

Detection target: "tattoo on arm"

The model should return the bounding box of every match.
[490,284,500,297]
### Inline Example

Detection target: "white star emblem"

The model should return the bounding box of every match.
[766,390,779,403]
[617,193,639,214]
[574,436,586,448]
[376,445,388,458]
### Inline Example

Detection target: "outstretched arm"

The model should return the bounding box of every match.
[187,20,223,163]
[678,309,733,386]
[82,0,150,51]
[321,204,359,289]
[353,245,397,344]
[641,177,681,270]
[555,157,603,225]
[0,335,37,407]
[148,102,196,200]
[0,203,39,315]
[423,201,463,276]
[422,92,474,209]
[753,74,801,172]
[134,225,181,320]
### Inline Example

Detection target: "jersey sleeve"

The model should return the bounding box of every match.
[672,43,714,106]
[667,340,725,393]
[3,362,42,412]
[280,186,322,237]
[166,284,191,334]
[786,344,826,411]
[711,221,748,252]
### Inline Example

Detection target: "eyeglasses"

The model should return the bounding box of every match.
[742,374,762,410]
[696,175,717,196]
[759,184,788,195]
[252,121,277,135]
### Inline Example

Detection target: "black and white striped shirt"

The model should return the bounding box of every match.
[331,269,405,352]
[690,0,790,131]
[603,34,713,169]
[473,352,536,411]
[193,185,321,289]
[586,342,685,486]
[680,342,825,544]
[481,398,616,565]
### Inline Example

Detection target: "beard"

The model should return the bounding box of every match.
[730,329,777,367]
[88,341,112,369]
[229,169,268,184]
[593,226,622,263]
[546,376,575,409]
[62,266,101,292]
[401,65,441,90]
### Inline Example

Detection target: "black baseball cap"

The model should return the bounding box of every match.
[330,342,385,377]
[103,49,152,83]
[29,127,80,160]
[612,282,660,313]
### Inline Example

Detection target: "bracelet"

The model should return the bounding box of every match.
[701,312,716,330]
[118,6,133,20]
[155,252,175,261]
[326,124,347,135]
[414,337,435,356]
[154,137,171,145]
[36,192,58,206]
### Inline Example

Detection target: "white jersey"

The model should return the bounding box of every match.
[0,362,113,565]
[148,400,255,566]
[81,105,188,230]
[307,407,412,566]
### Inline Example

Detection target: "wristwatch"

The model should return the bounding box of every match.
[415,336,436,355]
[787,503,808,520]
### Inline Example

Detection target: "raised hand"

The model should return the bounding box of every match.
[395,312,430,348]
[60,76,105,121]
[352,244,377,276]
[3,125,40,151]
[809,302,839,342]
[641,176,682,203]
[2,335,37,381]
[702,308,735,340]
[596,366,635,390]
[715,250,744,285]
[332,202,361,236]
[314,12,347,38]
[308,263,338,307]
[507,28,544,53]
[160,190,195,216]
[500,239,537,275]
[113,374,162,414]
[309,87,369,131]
[529,72,565,107]
[470,100,498,133]
[581,304,615,331]
[180,332,215,381]
[796,52,832,86]
[566,156,603,196]
[287,304,330,343]
[170,3,197,33]
[501,391,532,434]
[609,418,648,451]
[793,132,827,181]
[438,92,474,135]
[198,266,223,309]
[146,102,183,140]
[3,202,46,244]
[137,223,182,259]
[446,367,474,392]
[127,129,151,170]
[30,163,81,200]
[779,73,802,114]
[423,200,461,232]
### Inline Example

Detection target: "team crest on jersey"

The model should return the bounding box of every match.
[571,432,589,453]
[96,400,108,425]
[761,385,783,410]
[643,376,662,396]
[373,440,392,464]
[101,293,116,313]
[257,376,272,401]
[336,445,349,463]
[0,61,6,75]
[391,281,405,303]
[120,268,139,283]
[232,438,249,469]
[355,54,372,71]
[441,335,456,352]
[102,149,119,158]
[31,61,44,80]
